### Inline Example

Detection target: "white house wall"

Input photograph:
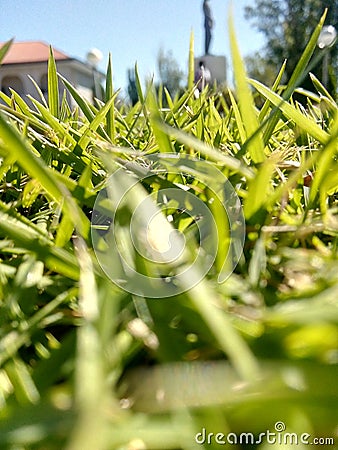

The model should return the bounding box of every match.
[0,59,100,108]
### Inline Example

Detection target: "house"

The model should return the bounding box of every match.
[0,41,103,106]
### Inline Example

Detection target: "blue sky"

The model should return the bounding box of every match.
[0,0,264,95]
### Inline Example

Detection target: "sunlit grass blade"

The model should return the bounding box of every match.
[134,62,144,104]
[0,111,65,201]
[309,72,337,105]
[187,281,260,382]
[0,38,13,65]
[187,30,194,91]
[28,74,49,108]
[0,288,77,366]
[228,11,265,163]
[157,121,255,179]
[227,89,246,144]
[67,238,107,450]
[259,59,287,123]
[48,46,60,118]
[5,358,40,404]
[0,209,79,279]
[262,10,327,143]
[77,94,116,149]
[10,89,35,117]
[250,79,330,144]
[105,53,115,143]
[244,153,279,221]
[29,97,77,147]
[309,114,338,208]
[59,75,95,122]
[147,89,174,153]
[285,10,327,97]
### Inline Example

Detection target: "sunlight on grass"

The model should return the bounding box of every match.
[0,12,337,449]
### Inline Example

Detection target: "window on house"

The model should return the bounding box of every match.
[1,76,24,96]
[40,73,48,96]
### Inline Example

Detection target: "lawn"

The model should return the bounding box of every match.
[0,13,337,450]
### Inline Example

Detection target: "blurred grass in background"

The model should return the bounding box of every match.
[0,12,337,450]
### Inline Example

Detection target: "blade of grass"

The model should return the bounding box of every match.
[188,30,195,91]
[0,111,90,240]
[48,46,60,118]
[250,79,330,144]
[157,120,255,179]
[0,209,79,279]
[244,153,279,220]
[77,93,117,149]
[29,98,77,147]
[0,111,65,201]
[134,62,144,104]
[187,280,260,381]
[0,38,13,65]
[105,53,115,143]
[59,75,96,122]
[309,113,338,208]
[66,238,107,450]
[28,75,49,108]
[309,72,337,105]
[259,59,287,123]
[228,89,246,144]
[262,10,327,143]
[228,11,265,163]
[147,89,174,153]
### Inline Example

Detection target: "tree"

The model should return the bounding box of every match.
[127,68,138,106]
[245,0,338,97]
[157,48,184,98]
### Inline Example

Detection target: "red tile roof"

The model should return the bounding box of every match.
[1,41,70,64]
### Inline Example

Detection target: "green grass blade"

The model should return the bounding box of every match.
[228,11,265,163]
[250,79,330,144]
[105,53,115,143]
[147,89,174,153]
[27,75,49,108]
[259,59,287,123]
[262,10,327,143]
[0,209,79,279]
[228,89,246,144]
[77,94,116,149]
[134,62,144,104]
[59,75,95,122]
[0,111,64,201]
[10,89,35,117]
[0,38,13,65]
[309,72,336,104]
[188,281,260,382]
[158,121,255,179]
[244,154,278,220]
[309,114,338,207]
[48,46,60,118]
[188,30,195,91]
[285,10,327,98]
[67,238,107,450]
[29,98,77,147]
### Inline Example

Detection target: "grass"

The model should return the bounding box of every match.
[0,12,338,449]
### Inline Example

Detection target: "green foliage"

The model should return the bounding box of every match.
[157,47,185,98]
[0,17,338,449]
[245,0,338,97]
